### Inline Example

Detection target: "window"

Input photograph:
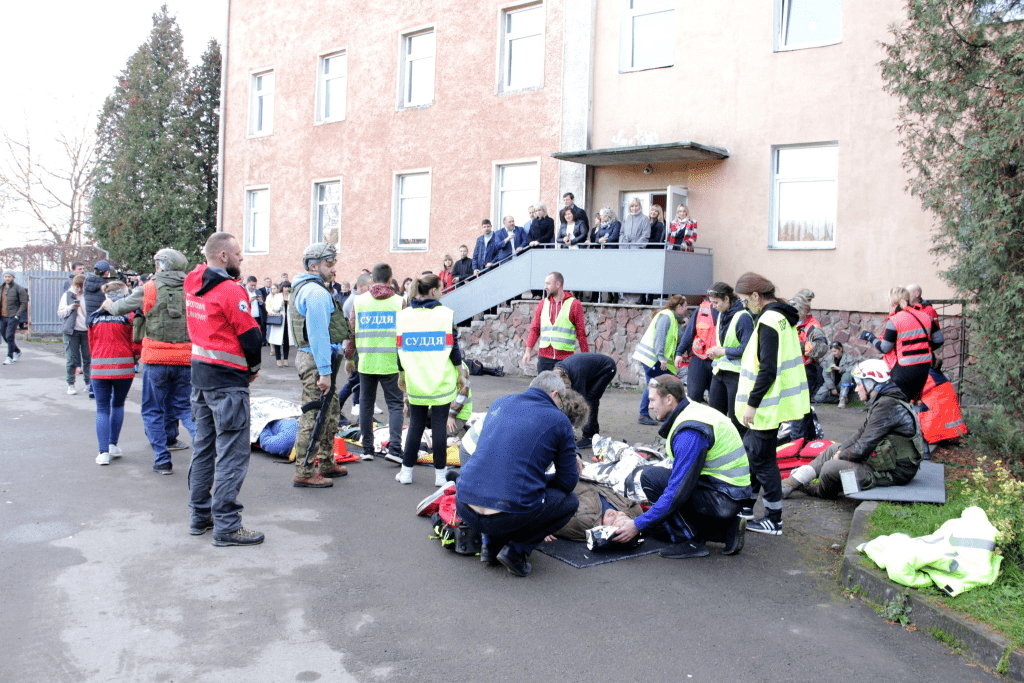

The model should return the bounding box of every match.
[313,181,341,243]
[394,172,431,249]
[401,30,435,108]
[495,162,539,226]
[774,0,842,51]
[620,0,675,72]
[501,5,544,92]
[770,144,838,249]
[249,70,274,136]
[317,52,347,123]
[245,188,270,252]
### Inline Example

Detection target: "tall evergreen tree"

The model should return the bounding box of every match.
[880,0,1024,411]
[92,5,219,272]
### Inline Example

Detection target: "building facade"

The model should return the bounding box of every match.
[221,0,952,312]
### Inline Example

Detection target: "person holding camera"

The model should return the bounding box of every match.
[58,273,91,395]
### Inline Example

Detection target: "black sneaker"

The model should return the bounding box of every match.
[637,415,659,426]
[747,517,783,536]
[576,436,594,450]
[722,517,746,555]
[153,463,173,475]
[212,527,265,547]
[496,545,532,577]
[738,506,755,521]
[189,517,214,536]
[659,540,710,559]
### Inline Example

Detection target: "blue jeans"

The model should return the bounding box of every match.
[142,364,197,468]
[457,487,579,555]
[639,363,672,417]
[189,387,251,535]
[92,378,133,454]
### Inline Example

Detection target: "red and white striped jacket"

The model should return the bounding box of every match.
[87,310,140,380]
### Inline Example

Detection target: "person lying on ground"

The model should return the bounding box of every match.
[782,359,926,499]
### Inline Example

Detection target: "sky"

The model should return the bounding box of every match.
[0,0,228,249]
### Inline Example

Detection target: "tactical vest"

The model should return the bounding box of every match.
[289,277,351,349]
[712,308,750,375]
[865,396,926,477]
[353,292,403,374]
[538,296,578,352]
[632,309,679,372]
[396,304,459,406]
[145,279,190,343]
[665,400,750,487]
[735,309,810,430]
[691,300,716,359]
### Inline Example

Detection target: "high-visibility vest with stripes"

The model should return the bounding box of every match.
[712,308,751,375]
[538,295,578,352]
[456,362,473,420]
[462,413,486,455]
[886,308,933,370]
[397,305,459,406]
[665,400,750,487]
[353,292,403,375]
[691,300,716,359]
[632,309,679,372]
[796,314,823,366]
[735,309,810,430]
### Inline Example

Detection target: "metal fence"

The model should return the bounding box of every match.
[14,270,70,336]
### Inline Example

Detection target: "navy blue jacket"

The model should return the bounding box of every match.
[527,216,555,246]
[473,232,502,272]
[456,387,579,513]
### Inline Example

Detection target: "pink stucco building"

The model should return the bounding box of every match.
[220,0,950,313]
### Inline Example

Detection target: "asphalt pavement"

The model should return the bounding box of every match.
[0,341,1002,682]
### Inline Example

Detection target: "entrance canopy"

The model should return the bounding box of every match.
[551,141,729,166]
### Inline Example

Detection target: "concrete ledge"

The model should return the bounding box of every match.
[841,501,1024,681]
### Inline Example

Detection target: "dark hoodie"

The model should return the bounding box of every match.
[83,273,108,317]
[747,301,801,409]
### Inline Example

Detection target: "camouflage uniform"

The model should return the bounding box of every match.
[293,351,342,478]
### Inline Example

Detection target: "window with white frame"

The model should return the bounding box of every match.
[317,52,347,123]
[775,0,842,51]
[495,162,539,227]
[620,0,675,72]
[401,30,435,108]
[501,4,544,92]
[394,172,430,249]
[249,71,274,136]
[313,181,341,243]
[770,144,838,249]
[245,188,270,252]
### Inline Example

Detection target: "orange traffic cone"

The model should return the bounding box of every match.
[334,435,359,463]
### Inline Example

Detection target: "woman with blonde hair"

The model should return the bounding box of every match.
[860,286,943,401]
[266,283,290,367]
[668,204,698,251]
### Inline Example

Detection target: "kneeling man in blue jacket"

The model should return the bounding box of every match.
[456,371,582,577]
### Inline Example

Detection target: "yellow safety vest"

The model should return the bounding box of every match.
[712,308,751,375]
[665,400,750,487]
[538,295,578,352]
[353,292,403,375]
[462,413,486,455]
[397,305,459,406]
[632,309,679,372]
[735,309,809,430]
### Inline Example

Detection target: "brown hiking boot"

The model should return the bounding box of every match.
[318,465,348,479]
[293,473,334,488]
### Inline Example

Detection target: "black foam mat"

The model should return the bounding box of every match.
[535,537,673,568]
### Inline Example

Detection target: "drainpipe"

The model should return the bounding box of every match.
[215,0,231,233]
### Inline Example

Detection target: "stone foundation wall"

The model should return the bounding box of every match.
[457,301,971,390]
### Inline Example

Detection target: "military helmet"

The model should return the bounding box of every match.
[153,248,188,272]
[302,242,337,270]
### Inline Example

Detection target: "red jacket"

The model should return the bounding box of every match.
[87,310,140,381]
[526,291,588,361]
[185,264,262,390]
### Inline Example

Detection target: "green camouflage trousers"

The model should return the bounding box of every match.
[294,351,341,478]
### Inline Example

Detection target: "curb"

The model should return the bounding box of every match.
[841,501,1024,681]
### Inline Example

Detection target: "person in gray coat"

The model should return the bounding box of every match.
[619,198,651,249]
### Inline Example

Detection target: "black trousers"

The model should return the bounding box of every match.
[686,356,713,403]
[457,488,579,555]
[402,402,451,469]
[707,369,744,434]
[743,428,782,521]
[580,362,617,440]
[638,468,743,543]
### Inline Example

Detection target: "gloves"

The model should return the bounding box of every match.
[859,331,877,343]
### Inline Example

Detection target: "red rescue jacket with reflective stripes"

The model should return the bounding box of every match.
[185,264,262,390]
[87,311,139,380]
[691,300,716,360]
[886,307,933,369]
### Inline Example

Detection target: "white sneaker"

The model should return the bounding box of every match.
[2,358,12,365]
[351,405,360,417]
[395,466,414,484]
[359,452,375,461]
[434,468,449,487]
[96,452,111,465]
[374,405,383,415]
[108,444,122,458]
[12,351,20,362]
[67,385,77,395]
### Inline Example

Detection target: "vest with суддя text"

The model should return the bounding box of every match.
[664,400,750,487]
[539,295,578,352]
[353,291,403,374]
[396,304,459,406]
[289,277,351,351]
[632,309,679,372]
[735,308,809,430]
